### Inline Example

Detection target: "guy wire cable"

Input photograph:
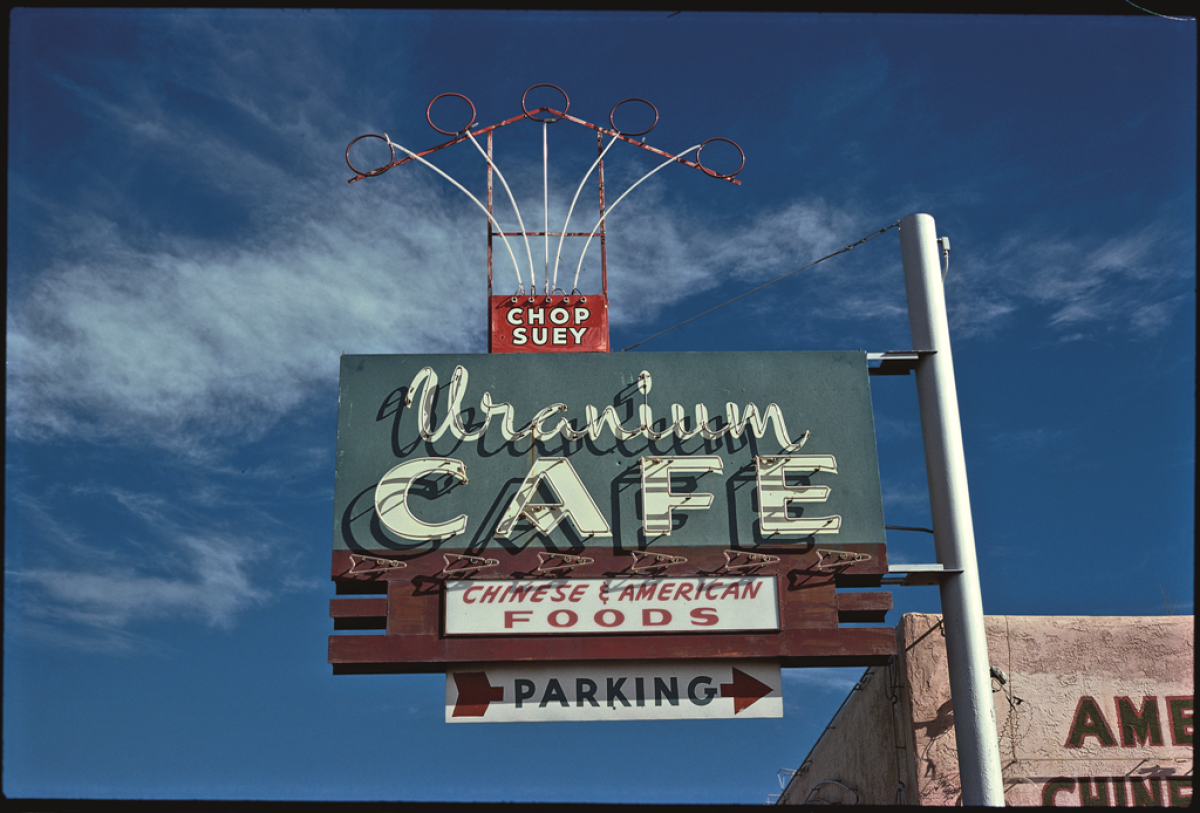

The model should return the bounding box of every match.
[619,221,901,352]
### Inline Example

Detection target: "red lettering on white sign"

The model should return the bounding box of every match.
[446,661,783,722]
[445,578,779,636]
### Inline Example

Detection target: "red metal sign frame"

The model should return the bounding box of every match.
[329,544,893,675]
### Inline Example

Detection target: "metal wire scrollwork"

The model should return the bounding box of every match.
[427,92,477,135]
[344,85,743,298]
[344,134,394,178]
[521,83,568,123]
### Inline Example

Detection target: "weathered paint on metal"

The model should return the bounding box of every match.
[597,129,607,296]
[349,91,739,316]
[486,129,494,306]
[334,352,885,553]
[346,107,743,186]
[331,625,896,674]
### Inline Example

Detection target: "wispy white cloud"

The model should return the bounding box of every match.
[8,11,1191,457]
[605,193,881,330]
[945,217,1194,340]
[6,189,485,442]
[5,477,283,650]
[5,614,168,656]
[880,478,930,512]
[7,37,886,450]
[12,533,263,631]
[9,193,892,449]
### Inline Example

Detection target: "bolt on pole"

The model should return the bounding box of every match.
[900,213,1006,806]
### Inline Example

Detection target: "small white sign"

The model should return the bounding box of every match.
[443,577,779,635]
[446,660,783,723]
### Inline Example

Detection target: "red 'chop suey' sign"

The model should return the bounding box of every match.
[489,294,609,353]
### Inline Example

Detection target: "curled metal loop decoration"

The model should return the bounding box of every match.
[426,92,477,136]
[609,98,658,137]
[345,134,396,178]
[522,83,569,123]
[696,137,745,179]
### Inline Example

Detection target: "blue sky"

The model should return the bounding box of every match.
[5,8,1194,804]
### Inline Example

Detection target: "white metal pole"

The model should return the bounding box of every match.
[543,121,550,294]
[899,213,1005,806]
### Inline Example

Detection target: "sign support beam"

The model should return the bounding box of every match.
[900,213,1005,806]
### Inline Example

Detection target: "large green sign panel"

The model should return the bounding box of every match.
[334,352,885,555]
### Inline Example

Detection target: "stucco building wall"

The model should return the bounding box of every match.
[778,614,1193,806]
[777,662,910,805]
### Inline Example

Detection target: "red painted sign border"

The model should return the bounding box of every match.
[329,543,894,674]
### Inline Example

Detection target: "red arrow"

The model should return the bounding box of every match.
[719,668,774,714]
[451,672,504,718]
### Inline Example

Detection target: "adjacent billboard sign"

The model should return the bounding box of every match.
[446,660,782,722]
[330,352,894,674]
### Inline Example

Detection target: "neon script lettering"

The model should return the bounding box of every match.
[402,365,812,450]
